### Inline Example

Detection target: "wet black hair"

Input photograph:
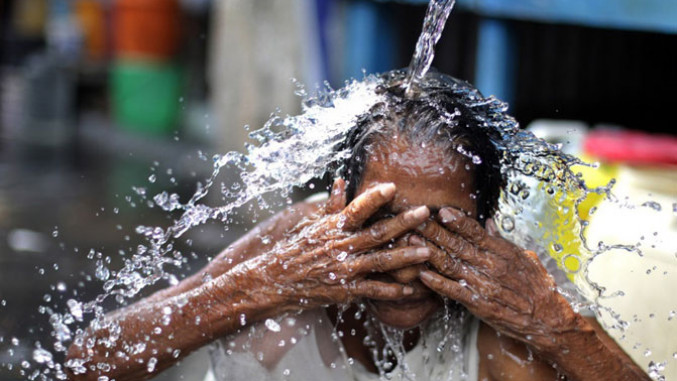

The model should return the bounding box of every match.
[336,74,505,224]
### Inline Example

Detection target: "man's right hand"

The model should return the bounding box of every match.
[217,179,432,314]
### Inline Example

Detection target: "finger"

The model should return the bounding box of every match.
[424,240,467,279]
[325,178,347,214]
[420,272,531,321]
[389,264,426,284]
[438,210,526,267]
[337,206,429,251]
[418,243,496,300]
[349,280,414,300]
[485,218,501,238]
[408,234,426,247]
[348,247,430,275]
[410,233,469,280]
[438,207,490,247]
[339,183,396,230]
[524,249,540,262]
[416,221,479,265]
[419,271,476,305]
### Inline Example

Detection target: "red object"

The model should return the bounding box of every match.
[113,0,180,60]
[584,130,677,166]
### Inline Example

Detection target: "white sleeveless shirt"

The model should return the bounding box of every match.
[206,308,480,381]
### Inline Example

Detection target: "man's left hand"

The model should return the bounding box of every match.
[415,207,581,353]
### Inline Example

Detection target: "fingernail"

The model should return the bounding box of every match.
[378,183,396,197]
[419,271,433,282]
[411,206,429,220]
[409,235,424,246]
[415,248,430,258]
[439,208,454,223]
[416,222,427,231]
[403,286,414,295]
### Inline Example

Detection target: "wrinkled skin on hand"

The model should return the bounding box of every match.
[65,179,432,381]
[217,178,432,315]
[414,207,649,380]
[416,207,580,351]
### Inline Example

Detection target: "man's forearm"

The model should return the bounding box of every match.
[66,266,278,381]
[541,317,649,381]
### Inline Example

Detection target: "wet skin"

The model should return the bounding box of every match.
[67,137,649,381]
[353,137,477,329]
[338,137,649,380]
[67,161,437,380]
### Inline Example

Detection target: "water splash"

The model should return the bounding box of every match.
[405,0,456,93]
[9,2,670,379]
[12,77,387,381]
[13,68,669,381]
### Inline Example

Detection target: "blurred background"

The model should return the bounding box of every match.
[0,0,675,380]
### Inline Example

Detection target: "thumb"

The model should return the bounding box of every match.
[485,218,501,237]
[325,178,347,214]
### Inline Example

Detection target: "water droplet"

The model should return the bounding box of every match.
[642,201,661,211]
[647,360,666,380]
[95,262,110,281]
[175,295,188,308]
[147,357,157,372]
[265,318,281,332]
[67,299,83,321]
[500,216,514,232]
[32,348,53,363]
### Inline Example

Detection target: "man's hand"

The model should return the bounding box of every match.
[414,207,579,350]
[414,207,649,380]
[225,178,433,314]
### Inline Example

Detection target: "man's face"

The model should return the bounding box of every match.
[354,137,478,329]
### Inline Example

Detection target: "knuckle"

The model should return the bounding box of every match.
[457,240,476,257]
[343,204,359,221]
[345,281,358,296]
[467,222,486,242]
[369,224,388,242]
[373,254,390,272]
[400,211,417,226]
[442,259,461,275]
[362,283,376,296]
[339,261,353,277]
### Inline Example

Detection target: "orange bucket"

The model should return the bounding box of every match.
[75,0,108,60]
[113,0,180,60]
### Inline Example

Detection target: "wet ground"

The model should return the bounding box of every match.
[0,118,246,380]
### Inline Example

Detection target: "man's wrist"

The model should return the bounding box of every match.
[189,264,279,339]
[536,316,648,381]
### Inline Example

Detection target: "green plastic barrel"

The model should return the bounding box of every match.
[110,61,182,135]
